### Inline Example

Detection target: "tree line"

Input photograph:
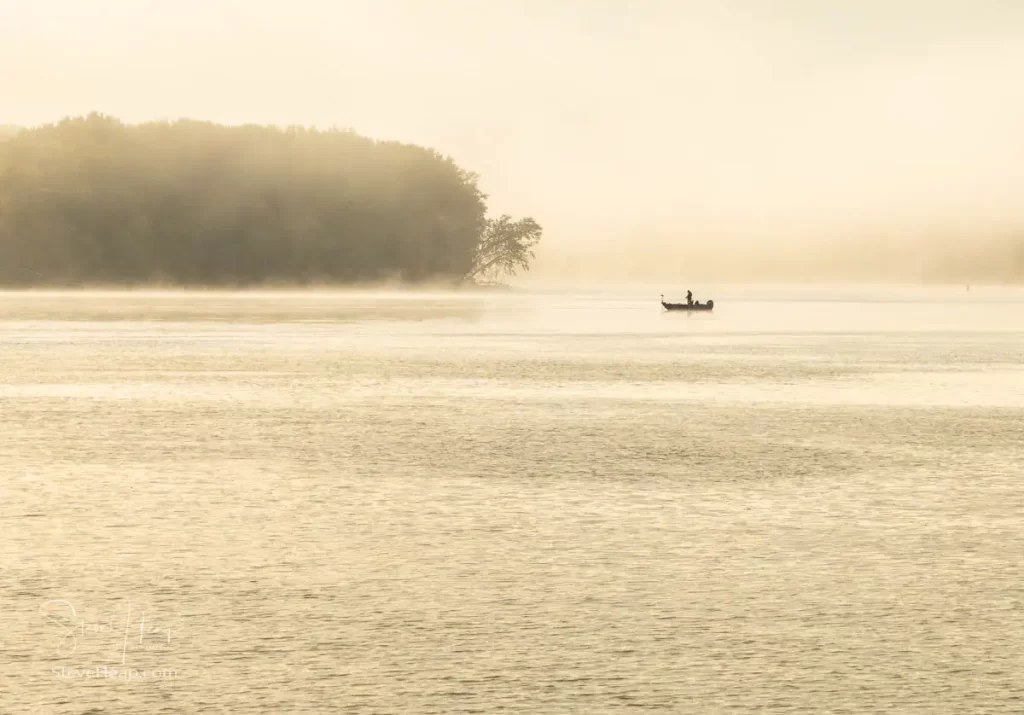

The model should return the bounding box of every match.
[0,114,541,286]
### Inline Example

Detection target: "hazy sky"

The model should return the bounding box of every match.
[4,0,1024,274]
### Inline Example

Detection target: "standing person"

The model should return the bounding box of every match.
[686,290,693,305]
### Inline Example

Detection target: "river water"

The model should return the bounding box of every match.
[1,285,1022,714]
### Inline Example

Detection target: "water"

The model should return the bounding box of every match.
[1,285,1022,714]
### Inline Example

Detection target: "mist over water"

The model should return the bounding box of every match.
[5,1,1024,282]
[2,286,1022,713]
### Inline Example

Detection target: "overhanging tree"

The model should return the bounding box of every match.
[465,215,542,283]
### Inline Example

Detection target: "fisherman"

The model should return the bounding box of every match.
[686,290,693,305]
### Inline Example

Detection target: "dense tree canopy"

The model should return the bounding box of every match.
[0,114,541,286]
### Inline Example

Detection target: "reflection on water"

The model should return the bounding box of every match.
[1,286,1022,714]
[0,289,488,324]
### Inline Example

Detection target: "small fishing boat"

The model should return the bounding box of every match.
[661,294,714,311]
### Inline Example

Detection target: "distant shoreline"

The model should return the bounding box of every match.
[0,279,519,292]
[0,115,541,288]
[2,280,1022,294]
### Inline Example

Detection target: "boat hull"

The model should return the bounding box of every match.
[662,300,713,311]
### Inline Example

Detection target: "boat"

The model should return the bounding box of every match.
[661,294,714,311]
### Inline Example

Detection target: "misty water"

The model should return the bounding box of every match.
[2,285,1022,714]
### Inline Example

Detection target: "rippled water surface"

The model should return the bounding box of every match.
[2,285,1022,714]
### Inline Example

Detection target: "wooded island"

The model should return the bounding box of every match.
[0,114,541,286]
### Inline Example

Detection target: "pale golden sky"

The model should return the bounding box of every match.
[3,0,1024,275]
